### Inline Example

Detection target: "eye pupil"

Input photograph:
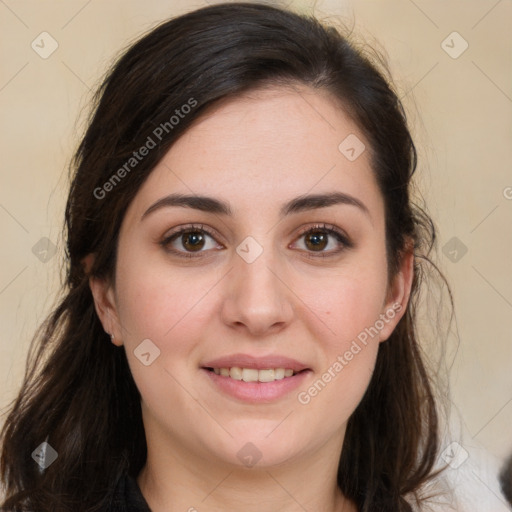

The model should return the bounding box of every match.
[183,231,204,251]
[305,231,327,251]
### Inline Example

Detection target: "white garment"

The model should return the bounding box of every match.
[407,431,511,511]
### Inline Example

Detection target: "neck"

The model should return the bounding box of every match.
[137,427,357,512]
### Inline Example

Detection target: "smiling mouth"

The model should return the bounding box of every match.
[203,367,307,383]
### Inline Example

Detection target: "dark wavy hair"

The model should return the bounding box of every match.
[1,2,453,511]
[500,454,512,506]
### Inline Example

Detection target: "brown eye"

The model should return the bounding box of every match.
[160,224,222,259]
[180,230,206,251]
[293,224,353,257]
[304,230,329,251]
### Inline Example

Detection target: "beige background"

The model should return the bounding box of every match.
[1,0,511,510]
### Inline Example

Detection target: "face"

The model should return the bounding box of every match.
[90,84,412,470]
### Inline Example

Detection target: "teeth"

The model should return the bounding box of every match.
[211,367,300,382]
[242,368,259,382]
[230,367,243,380]
[257,369,275,382]
[274,368,285,380]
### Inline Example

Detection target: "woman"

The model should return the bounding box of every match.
[0,2,451,511]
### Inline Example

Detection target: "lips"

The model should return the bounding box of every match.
[202,367,311,403]
[202,353,311,372]
[200,353,312,402]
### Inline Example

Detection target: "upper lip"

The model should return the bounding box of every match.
[202,353,311,372]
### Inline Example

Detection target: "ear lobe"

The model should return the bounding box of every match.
[378,246,414,343]
[88,274,123,347]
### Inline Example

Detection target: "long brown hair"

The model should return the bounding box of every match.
[1,3,453,511]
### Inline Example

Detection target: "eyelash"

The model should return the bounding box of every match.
[159,223,353,260]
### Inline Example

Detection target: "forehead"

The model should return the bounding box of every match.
[123,84,384,226]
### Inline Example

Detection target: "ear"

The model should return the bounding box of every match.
[378,241,414,343]
[83,253,124,347]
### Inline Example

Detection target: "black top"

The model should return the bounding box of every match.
[102,472,152,512]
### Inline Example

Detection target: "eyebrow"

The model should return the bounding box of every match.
[141,191,371,222]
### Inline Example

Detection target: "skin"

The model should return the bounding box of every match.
[89,84,414,512]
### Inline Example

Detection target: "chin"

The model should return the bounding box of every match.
[210,430,305,469]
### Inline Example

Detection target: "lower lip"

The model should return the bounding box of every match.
[202,368,311,403]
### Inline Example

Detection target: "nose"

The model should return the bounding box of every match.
[220,243,294,337]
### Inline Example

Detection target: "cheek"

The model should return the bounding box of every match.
[303,257,390,348]
[297,285,382,431]
[113,256,207,414]
[115,252,214,342]
[113,251,224,395]
[294,259,388,416]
